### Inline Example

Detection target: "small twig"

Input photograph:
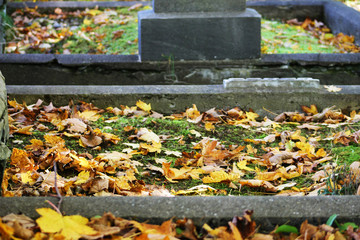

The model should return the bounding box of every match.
[45,200,62,215]
[262,107,278,116]
[53,160,64,213]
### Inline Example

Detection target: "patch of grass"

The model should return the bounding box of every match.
[332,146,360,165]
[261,19,340,54]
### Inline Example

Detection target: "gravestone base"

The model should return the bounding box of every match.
[138,8,261,61]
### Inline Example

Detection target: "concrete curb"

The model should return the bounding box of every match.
[1,196,359,230]
[7,1,151,12]
[1,53,360,65]
[1,54,360,86]
[6,84,360,115]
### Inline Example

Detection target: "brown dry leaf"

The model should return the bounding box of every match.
[350,161,360,175]
[89,178,109,194]
[10,220,34,239]
[268,152,293,165]
[112,30,124,40]
[60,118,87,133]
[162,162,203,182]
[128,3,143,11]
[40,171,67,190]
[297,123,322,131]
[80,128,102,148]
[10,148,36,173]
[238,179,277,192]
[2,214,35,229]
[137,128,160,143]
[231,211,256,239]
[98,131,121,144]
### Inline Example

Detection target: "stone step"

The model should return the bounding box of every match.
[6,83,360,116]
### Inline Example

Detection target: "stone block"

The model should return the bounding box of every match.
[0,15,4,54]
[153,0,246,13]
[0,71,10,193]
[138,9,261,61]
[223,77,320,91]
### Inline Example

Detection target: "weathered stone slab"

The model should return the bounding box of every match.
[0,13,4,54]
[324,0,360,45]
[6,84,360,116]
[223,77,320,91]
[153,0,246,13]
[1,196,360,231]
[138,9,261,61]
[0,72,10,192]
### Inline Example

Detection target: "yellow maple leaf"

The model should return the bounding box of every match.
[136,100,151,112]
[296,141,315,156]
[83,17,92,25]
[202,171,240,183]
[205,122,215,131]
[237,160,255,172]
[44,134,65,147]
[78,110,101,122]
[75,171,90,185]
[245,112,259,122]
[140,141,162,153]
[36,208,97,240]
[0,217,15,239]
[316,148,326,158]
[21,171,36,185]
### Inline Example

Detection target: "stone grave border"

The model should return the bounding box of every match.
[0,0,359,89]
[1,0,360,230]
[0,196,360,231]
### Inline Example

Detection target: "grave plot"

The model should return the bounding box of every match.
[1,0,360,236]
[2,5,360,54]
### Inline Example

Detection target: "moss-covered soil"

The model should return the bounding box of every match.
[4,100,360,197]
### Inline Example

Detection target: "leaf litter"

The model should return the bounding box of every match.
[4,99,360,197]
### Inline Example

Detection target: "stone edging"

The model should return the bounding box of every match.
[0,72,10,189]
[0,196,359,230]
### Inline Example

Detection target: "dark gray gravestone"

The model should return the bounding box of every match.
[138,0,261,61]
[153,0,246,13]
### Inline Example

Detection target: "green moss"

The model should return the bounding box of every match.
[332,146,360,165]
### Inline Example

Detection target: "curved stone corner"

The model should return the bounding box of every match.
[0,71,11,191]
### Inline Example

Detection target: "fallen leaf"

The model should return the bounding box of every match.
[136,100,151,112]
[80,128,102,148]
[324,85,342,92]
[36,208,97,240]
